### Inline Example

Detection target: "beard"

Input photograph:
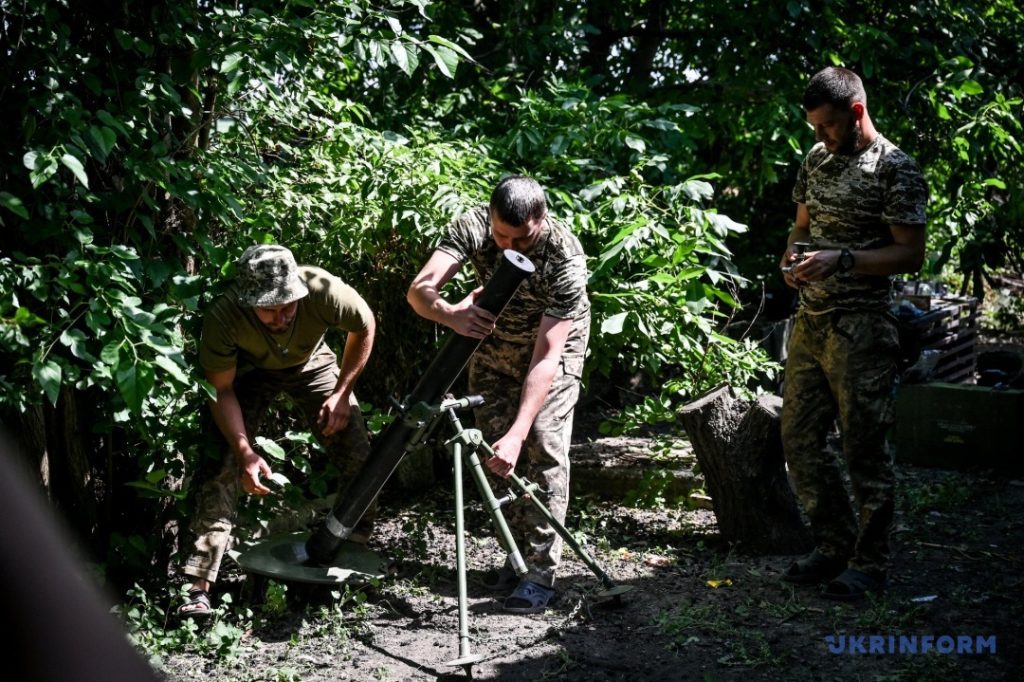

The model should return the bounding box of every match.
[833,118,863,155]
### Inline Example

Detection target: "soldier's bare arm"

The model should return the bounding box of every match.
[319,317,375,436]
[486,315,573,478]
[407,250,496,338]
[206,366,272,495]
[792,222,925,282]
[781,203,812,288]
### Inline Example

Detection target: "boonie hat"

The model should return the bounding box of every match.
[236,245,310,307]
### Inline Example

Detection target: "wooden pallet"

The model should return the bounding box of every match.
[902,297,979,383]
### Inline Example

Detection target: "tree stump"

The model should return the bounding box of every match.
[679,384,811,554]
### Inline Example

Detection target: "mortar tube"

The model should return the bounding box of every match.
[305,249,536,564]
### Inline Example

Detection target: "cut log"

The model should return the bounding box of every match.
[679,384,811,554]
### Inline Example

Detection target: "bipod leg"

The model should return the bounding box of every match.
[505,470,633,600]
[447,418,528,580]
[443,435,483,671]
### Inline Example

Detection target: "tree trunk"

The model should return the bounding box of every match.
[679,384,811,554]
[3,388,99,542]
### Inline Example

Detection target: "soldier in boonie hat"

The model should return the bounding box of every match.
[236,244,310,307]
[178,242,379,618]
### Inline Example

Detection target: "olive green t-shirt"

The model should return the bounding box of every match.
[199,266,372,372]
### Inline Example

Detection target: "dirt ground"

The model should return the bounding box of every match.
[157,412,1023,682]
[156,319,1024,682]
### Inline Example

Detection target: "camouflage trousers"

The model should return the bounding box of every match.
[184,346,374,583]
[781,309,900,576]
[468,325,588,589]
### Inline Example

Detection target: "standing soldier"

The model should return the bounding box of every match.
[407,176,590,613]
[779,68,928,600]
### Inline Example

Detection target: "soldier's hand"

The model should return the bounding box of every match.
[318,391,351,436]
[447,287,497,339]
[792,249,840,282]
[238,451,273,495]
[487,434,523,479]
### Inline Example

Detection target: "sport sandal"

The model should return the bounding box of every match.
[503,580,556,614]
[176,587,213,618]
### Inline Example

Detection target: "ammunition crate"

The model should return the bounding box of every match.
[892,382,1024,474]
[901,296,979,383]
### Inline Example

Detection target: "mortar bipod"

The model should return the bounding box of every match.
[435,395,633,675]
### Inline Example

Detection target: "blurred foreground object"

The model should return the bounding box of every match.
[0,431,160,682]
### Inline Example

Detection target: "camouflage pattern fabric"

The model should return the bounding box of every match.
[437,205,590,347]
[792,135,928,313]
[235,244,311,308]
[783,134,926,577]
[184,346,375,583]
[468,314,589,588]
[782,311,899,574]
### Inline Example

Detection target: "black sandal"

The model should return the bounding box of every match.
[781,551,847,585]
[176,587,213,618]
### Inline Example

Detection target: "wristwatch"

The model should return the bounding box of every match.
[837,248,855,274]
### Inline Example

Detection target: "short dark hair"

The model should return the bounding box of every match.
[803,67,867,110]
[489,175,547,227]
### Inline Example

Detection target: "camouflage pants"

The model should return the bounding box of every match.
[781,310,900,575]
[468,321,588,589]
[184,346,374,583]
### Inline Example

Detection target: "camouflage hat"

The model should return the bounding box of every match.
[236,245,310,307]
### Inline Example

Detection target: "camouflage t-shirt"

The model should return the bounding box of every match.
[792,135,928,312]
[199,266,373,372]
[437,205,590,355]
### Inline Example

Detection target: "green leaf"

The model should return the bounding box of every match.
[87,125,117,162]
[389,41,412,76]
[14,307,46,326]
[624,135,646,153]
[33,360,63,406]
[154,355,191,385]
[0,192,29,219]
[198,379,217,401]
[221,53,245,74]
[101,342,121,368]
[116,363,154,414]
[422,43,457,78]
[601,311,628,335]
[110,244,140,260]
[24,150,58,188]
[61,153,90,188]
[254,436,287,461]
[960,80,983,96]
[427,34,473,61]
[96,110,131,136]
[59,328,98,363]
